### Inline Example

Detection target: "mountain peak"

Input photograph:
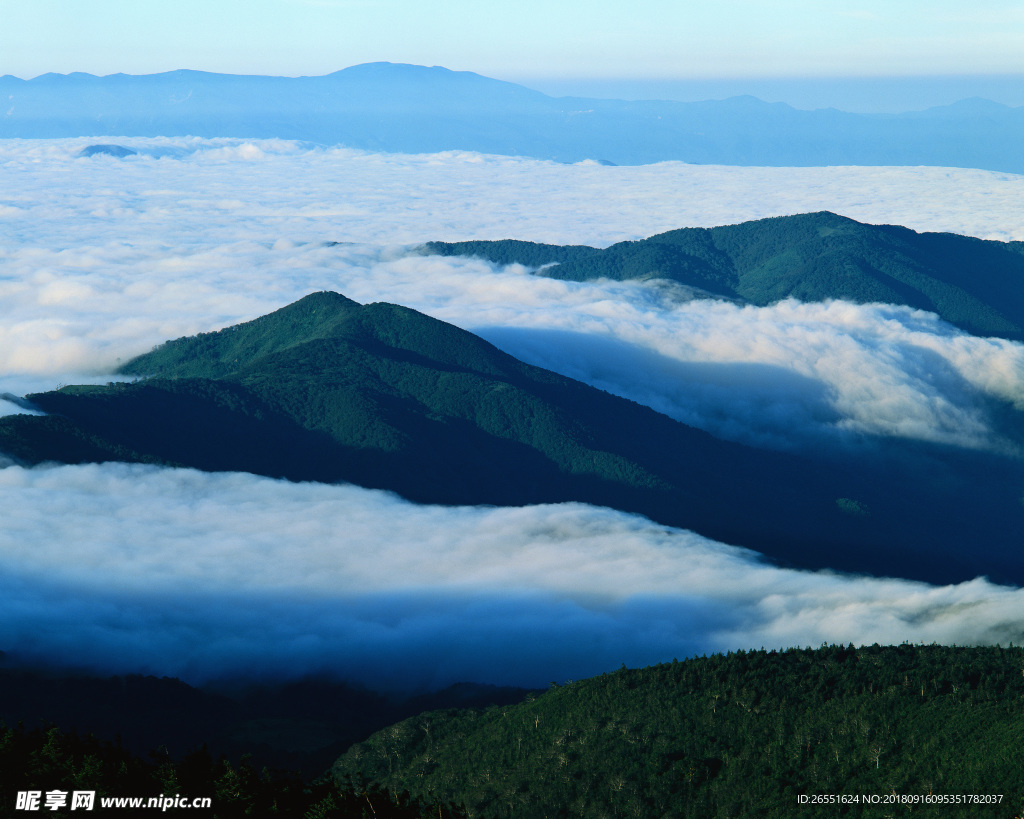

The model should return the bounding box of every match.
[121,290,361,379]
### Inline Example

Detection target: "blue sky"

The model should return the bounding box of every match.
[5,0,1024,79]
[2,1,1024,109]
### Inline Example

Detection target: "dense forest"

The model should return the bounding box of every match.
[334,644,1024,819]
[6,645,1022,817]
[2,291,1023,584]
[424,211,1024,340]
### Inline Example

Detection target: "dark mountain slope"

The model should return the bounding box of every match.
[2,292,1023,584]
[0,659,533,778]
[424,211,1024,340]
[334,644,1024,819]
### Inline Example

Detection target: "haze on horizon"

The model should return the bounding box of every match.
[4,0,1024,112]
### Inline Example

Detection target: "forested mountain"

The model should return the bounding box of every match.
[334,644,1024,819]
[3,64,1024,171]
[2,291,1023,584]
[424,211,1024,340]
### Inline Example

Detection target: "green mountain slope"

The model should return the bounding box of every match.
[334,644,1024,819]
[424,211,1024,339]
[2,291,1023,584]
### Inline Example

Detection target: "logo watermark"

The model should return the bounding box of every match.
[16,791,212,812]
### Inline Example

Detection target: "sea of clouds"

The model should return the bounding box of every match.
[3,137,1024,687]
[3,462,1024,689]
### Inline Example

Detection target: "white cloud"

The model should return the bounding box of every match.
[458,283,1024,450]
[1,463,1022,688]
[2,139,1024,249]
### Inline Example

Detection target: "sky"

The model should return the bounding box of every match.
[3,1,1024,110]
[3,141,1024,687]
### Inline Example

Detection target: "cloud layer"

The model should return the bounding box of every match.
[3,463,1023,689]
[5,139,1024,249]
[2,139,1024,450]
[4,139,1024,688]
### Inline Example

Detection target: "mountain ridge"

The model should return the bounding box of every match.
[2,291,1024,585]
[424,211,1024,340]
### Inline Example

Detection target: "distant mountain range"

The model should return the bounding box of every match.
[2,288,1023,585]
[425,211,1024,341]
[3,63,1024,171]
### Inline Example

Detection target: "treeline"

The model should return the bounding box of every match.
[334,644,1024,818]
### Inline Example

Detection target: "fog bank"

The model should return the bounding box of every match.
[2,463,1022,689]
